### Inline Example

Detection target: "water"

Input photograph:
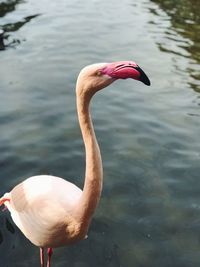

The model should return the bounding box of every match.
[0,0,200,266]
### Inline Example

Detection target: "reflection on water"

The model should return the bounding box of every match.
[0,0,22,18]
[0,0,39,49]
[3,14,40,32]
[150,0,200,92]
[0,0,200,266]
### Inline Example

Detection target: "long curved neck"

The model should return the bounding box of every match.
[76,86,103,224]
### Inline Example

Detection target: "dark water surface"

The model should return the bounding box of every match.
[0,0,200,266]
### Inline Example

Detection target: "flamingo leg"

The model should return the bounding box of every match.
[0,197,10,211]
[40,248,45,267]
[0,197,10,206]
[47,248,53,267]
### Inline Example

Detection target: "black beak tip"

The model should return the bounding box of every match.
[142,76,151,86]
[136,66,151,86]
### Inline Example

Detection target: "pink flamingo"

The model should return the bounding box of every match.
[0,61,150,267]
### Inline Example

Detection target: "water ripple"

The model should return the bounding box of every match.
[148,0,200,92]
[0,0,200,266]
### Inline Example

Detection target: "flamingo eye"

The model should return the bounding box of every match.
[96,70,102,76]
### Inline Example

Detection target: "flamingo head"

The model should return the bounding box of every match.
[101,61,151,86]
[76,61,150,96]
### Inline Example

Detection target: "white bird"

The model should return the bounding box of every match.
[0,61,150,267]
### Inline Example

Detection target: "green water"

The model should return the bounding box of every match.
[0,0,200,266]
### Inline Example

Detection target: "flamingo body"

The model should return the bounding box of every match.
[2,175,83,247]
[0,61,150,266]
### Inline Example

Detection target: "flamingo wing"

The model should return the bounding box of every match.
[2,175,83,247]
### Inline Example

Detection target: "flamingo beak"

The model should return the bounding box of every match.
[133,65,151,86]
[101,61,151,86]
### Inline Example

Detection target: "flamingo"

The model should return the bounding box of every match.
[0,61,150,267]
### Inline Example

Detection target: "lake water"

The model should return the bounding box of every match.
[0,0,200,266]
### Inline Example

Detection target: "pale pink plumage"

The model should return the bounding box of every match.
[2,175,82,247]
[0,61,150,267]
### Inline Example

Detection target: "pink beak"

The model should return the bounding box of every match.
[101,61,151,86]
